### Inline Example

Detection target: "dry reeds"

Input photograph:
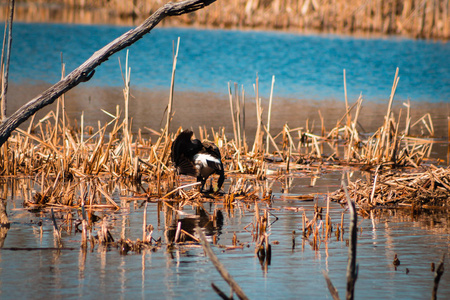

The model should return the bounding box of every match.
[221,69,437,187]
[2,1,448,40]
[330,165,450,209]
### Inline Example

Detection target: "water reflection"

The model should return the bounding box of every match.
[0,175,448,299]
[165,204,223,244]
[0,200,9,248]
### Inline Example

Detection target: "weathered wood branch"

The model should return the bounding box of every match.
[0,0,217,147]
[195,226,249,300]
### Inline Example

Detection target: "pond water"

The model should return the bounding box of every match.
[1,23,449,299]
[10,22,450,103]
[0,174,449,299]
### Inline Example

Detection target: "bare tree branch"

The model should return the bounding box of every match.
[0,0,217,146]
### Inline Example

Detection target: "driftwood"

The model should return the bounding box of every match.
[0,0,217,147]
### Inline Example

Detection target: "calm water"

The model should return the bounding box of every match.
[10,23,450,102]
[1,23,449,299]
[0,175,449,299]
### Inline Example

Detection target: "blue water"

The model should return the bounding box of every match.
[11,23,450,102]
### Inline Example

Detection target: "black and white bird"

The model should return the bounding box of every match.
[171,130,225,192]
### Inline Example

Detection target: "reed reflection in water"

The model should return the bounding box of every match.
[0,175,448,299]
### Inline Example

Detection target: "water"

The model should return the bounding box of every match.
[10,23,450,103]
[0,175,449,299]
[1,23,449,299]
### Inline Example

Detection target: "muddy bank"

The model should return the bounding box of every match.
[9,83,449,140]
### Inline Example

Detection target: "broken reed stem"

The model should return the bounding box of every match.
[195,227,249,300]
[448,116,450,165]
[51,208,61,247]
[343,69,350,129]
[342,177,358,300]
[60,56,67,182]
[165,37,180,140]
[162,181,201,199]
[143,201,147,241]
[266,75,275,154]
[228,82,238,147]
[379,68,400,162]
[318,110,325,137]
[81,204,88,248]
[252,75,264,154]
[325,195,330,240]
[122,49,131,162]
[263,124,284,161]
[404,99,411,136]
[0,19,7,119]
[241,86,247,153]
[235,82,242,152]
[369,165,380,205]
[0,0,14,121]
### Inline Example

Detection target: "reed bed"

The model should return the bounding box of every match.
[0,66,442,212]
[330,165,450,209]
[1,0,449,40]
[0,46,445,288]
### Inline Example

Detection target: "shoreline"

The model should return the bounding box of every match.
[8,82,449,140]
[0,1,449,41]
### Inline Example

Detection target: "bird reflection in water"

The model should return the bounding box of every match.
[165,204,223,244]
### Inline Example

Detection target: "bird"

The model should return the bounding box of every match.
[171,129,225,192]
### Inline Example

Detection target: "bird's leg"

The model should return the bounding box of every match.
[207,177,214,193]
[215,169,225,194]
[197,176,206,192]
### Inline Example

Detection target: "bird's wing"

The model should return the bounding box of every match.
[175,154,198,177]
[201,141,222,160]
[171,130,194,164]
[202,141,223,170]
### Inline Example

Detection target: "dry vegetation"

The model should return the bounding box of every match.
[1,0,449,39]
[0,61,445,214]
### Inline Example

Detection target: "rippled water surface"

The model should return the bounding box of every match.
[0,175,449,299]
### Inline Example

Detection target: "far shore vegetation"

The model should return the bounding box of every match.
[0,0,449,40]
